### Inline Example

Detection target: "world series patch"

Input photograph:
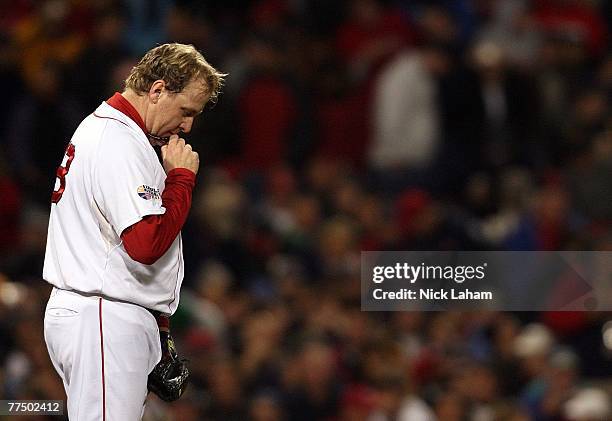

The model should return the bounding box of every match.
[137,185,161,200]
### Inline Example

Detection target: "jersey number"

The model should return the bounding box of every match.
[51,143,76,203]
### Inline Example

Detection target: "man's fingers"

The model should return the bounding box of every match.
[167,135,179,147]
[161,136,199,175]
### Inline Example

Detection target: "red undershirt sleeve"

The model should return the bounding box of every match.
[121,168,196,265]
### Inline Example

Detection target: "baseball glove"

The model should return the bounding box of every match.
[148,319,189,402]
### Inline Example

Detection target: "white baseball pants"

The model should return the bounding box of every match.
[44,288,162,420]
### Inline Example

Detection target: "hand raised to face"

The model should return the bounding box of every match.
[160,135,199,175]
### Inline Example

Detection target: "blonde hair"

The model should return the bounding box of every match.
[125,43,226,104]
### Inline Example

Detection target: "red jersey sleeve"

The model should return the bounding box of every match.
[121,168,195,265]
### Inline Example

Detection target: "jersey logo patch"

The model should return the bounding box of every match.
[137,185,161,200]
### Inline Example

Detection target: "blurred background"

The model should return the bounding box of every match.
[0,0,611,420]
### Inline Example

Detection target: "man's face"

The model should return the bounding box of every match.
[148,78,209,138]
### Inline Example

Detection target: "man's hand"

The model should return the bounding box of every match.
[161,135,199,175]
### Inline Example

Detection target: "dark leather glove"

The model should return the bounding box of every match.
[147,315,189,402]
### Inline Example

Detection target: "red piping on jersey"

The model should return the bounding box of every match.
[106,93,147,135]
[167,237,182,310]
[92,113,129,127]
[99,298,106,421]
[121,169,196,265]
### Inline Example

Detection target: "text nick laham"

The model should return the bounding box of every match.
[421,288,492,300]
[372,288,493,300]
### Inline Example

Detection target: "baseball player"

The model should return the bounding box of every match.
[42,43,225,420]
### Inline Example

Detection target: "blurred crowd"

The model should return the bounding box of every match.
[0,0,611,420]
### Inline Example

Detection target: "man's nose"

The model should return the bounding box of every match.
[180,117,194,133]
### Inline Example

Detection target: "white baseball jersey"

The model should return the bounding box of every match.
[43,101,184,315]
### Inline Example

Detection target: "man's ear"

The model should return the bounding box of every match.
[148,80,165,103]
